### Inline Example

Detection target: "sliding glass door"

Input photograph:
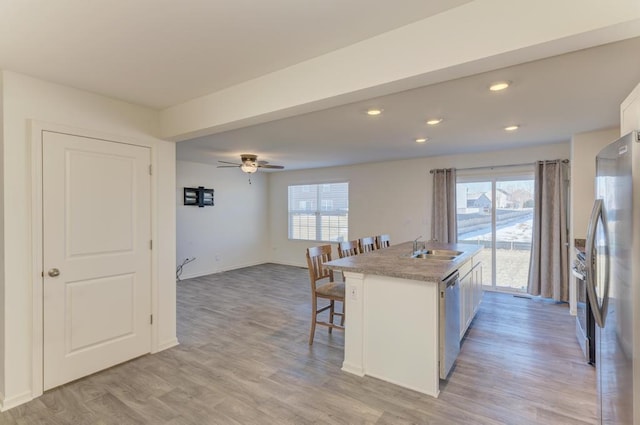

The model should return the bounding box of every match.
[456,181,494,288]
[456,172,535,292]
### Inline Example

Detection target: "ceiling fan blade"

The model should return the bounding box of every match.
[217,165,240,168]
[258,164,284,169]
[257,160,268,165]
[218,160,242,165]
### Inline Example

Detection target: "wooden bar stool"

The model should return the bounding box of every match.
[305,245,345,345]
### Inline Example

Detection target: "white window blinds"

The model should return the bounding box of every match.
[288,182,348,242]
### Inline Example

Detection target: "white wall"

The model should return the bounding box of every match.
[269,142,570,267]
[0,70,176,409]
[570,128,620,240]
[621,81,640,134]
[176,161,269,279]
[0,73,5,398]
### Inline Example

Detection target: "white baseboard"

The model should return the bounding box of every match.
[0,390,33,412]
[269,260,307,268]
[365,371,440,398]
[178,259,272,280]
[178,260,309,281]
[153,338,179,353]
[341,362,365,377]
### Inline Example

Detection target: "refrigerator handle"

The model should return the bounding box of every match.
[585,199,610,328]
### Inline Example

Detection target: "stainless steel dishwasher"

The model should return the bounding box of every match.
[439,270,460,379]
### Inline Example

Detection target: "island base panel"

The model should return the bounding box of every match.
[346,273,441,397]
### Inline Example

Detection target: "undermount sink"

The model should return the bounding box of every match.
[423,249,463,257]
[411,249,463,261]
[412,253,456,260]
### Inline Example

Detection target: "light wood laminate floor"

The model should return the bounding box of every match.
[1,264,596,424]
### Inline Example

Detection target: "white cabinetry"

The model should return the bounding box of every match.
[621,81,640,135]
[459,261,471,340]
[473,261,483,314]
[459,256,483,340]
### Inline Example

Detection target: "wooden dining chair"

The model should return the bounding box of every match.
[306,245,345,345]
[376,234,391,249]
[358,236,377,253]
[337,240,360,258]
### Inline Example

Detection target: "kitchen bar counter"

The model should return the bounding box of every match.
[325,241,480,281]
[324,241,482,397]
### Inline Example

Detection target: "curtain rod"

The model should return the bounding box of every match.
[429,159,569,174]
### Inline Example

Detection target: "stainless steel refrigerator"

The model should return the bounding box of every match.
[586,130,639,424]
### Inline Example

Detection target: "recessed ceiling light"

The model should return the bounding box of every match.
[504,125,519,131]
[415,138,428,143]
[489,81,510,92]
[426,118,443,126]
[366,108,383,116]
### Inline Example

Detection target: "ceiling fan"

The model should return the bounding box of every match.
[217,154,284,174]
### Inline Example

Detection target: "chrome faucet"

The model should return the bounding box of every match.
[413,235,423,254]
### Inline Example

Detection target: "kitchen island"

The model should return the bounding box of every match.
[325,241,482,397]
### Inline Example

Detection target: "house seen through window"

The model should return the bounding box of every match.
[288,182,348,242]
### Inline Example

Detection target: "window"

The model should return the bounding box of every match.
[321,200,333,211]
[288,182,348,242]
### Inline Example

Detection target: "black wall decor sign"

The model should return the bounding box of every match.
[184,186,214,207]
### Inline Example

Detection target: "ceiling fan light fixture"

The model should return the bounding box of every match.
[218,154,284,175]
[240,163,258,173]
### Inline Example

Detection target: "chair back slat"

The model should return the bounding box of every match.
[376,234,391,249]
[306,245,334,291]
[337,240,359,258]
[359,236,377,254]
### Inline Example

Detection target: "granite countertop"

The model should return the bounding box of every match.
[324,241,482,282]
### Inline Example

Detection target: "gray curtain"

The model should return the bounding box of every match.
[431,168,457,243]
[527,160,569,301]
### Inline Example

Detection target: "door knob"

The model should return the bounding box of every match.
[48,268,60,277]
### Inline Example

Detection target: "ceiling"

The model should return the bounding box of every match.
[1,1,639,171]
[179,36,640,170]
[0,0,470,108]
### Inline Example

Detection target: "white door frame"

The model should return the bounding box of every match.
[29,121,160,398]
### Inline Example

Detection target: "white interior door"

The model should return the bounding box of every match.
[42,131,151,390]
